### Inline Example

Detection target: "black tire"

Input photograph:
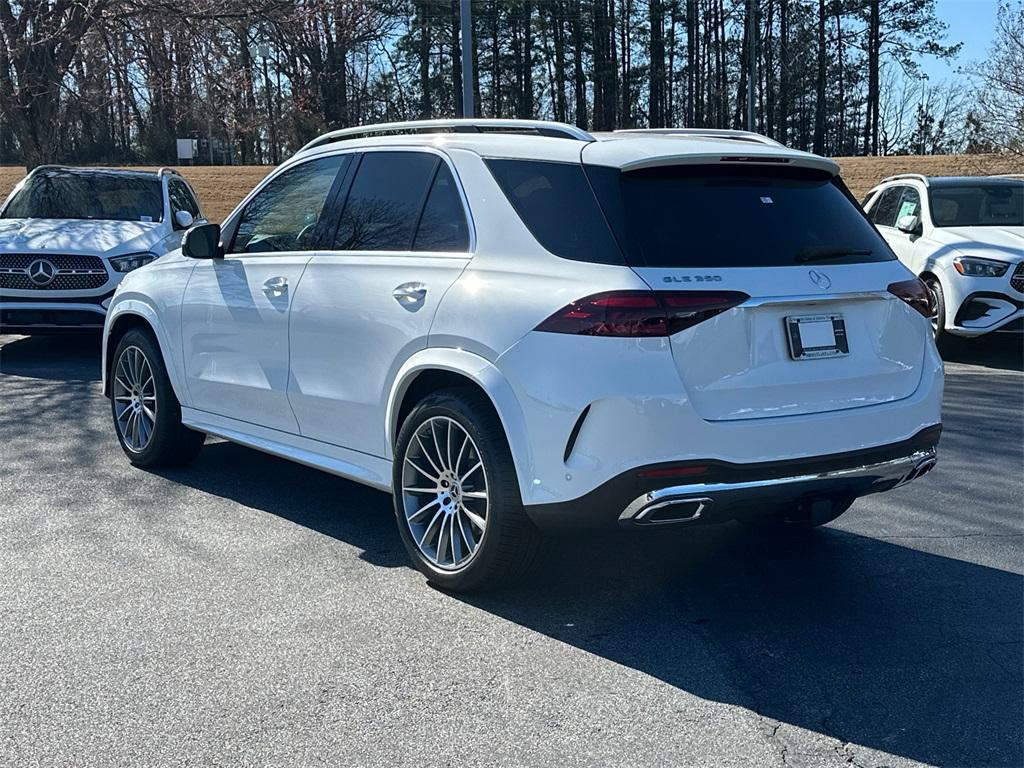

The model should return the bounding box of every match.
[110,327,204,467]
[925,276,951,350]
[392,389,542,592]
[739,496,855,531]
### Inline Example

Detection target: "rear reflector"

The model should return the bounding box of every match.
[887,278,934,319]
[535,290,749,337]
[637,465,710,479]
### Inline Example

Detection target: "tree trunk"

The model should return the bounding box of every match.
[572,0,587,129]
[813,0,826,154]
[418,5,432,119]
[649,0,665,127]
[778,0,789,144]
[452,0,463,117]
[864,0,880,155]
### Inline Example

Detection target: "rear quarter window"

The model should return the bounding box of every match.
[485,159,623,265]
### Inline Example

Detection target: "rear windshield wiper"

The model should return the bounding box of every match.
[796,247,873,263]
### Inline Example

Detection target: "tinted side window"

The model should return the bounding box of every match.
[485,159,623,265]
[334,152,438,251]
[169,179,200,219]
[870,187,903,227]
[413,164,470,251]
[231,155,346,254]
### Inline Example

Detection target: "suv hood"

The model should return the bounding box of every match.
[930,226,1024,260]
[0,218,163,256]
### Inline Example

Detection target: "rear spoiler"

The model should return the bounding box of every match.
[613,152,839,175]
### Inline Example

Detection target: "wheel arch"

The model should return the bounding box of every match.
[103,301,186,402]
[918,268,952,328]
[386,349,534,499]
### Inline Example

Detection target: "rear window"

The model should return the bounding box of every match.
[485,159,623,264]
[587,165,896,268]
[2,171,163,222]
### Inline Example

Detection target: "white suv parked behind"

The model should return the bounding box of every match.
[862,174,1023,342]
[0,166,204,333]
[101,120,943,591]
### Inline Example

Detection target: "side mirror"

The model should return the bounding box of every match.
[182,222,224,259]
[174,210,195,230]
[896,214,921,235]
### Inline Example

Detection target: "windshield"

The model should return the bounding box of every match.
[586,164,895,268]
[1,172,163,222]
[928,185,1023,227]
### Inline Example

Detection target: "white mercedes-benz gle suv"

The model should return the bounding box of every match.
[862,174,1023,343]
[101,120,943,591]
[0,166,204,333]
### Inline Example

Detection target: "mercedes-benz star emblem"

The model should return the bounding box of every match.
[808,269,832,290]
[28,259,57,286]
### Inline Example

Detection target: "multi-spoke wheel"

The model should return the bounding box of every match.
[401,416,489,571]
[109,327,204,467]
[393,390,541,591]
[112,345,157,453]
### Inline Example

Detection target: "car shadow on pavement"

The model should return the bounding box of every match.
[158,431,1023,768]
[163,436,1023,767]
[155,440,410,569]
[941,333,1023,372]
[458,525,1023,768]
[0,333,103,382]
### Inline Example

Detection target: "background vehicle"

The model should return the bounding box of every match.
[862,174,1024,344]
[0,166,204,334]
[101,119,943,591]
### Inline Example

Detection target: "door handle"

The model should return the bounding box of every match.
[393,282,427,309]
[263,276,288,296]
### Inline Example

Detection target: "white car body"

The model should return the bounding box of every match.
[100,120,943,585]
[0,167,204,333]
[862,174,1024,337]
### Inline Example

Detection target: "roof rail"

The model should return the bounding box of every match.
[300,119,595,153]
[156,167,183,178]
[26,164,71,176]
[989,173,1024,179]
[613,128,783,147]
[880,173,930,186]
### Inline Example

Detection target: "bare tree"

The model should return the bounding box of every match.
[967,0,1024,154]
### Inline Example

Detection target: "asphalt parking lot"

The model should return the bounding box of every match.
[1,333,1021,768]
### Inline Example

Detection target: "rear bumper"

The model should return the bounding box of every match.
[525,424,941,530]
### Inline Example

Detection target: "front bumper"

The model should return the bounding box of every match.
[0,295,111,333]
[939,262,1024,336]
[525,425,941,530]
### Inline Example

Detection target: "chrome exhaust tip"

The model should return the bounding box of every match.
[631,496,711,526]
[898,456,937,487]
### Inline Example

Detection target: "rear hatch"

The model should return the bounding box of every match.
[583,159,928,421]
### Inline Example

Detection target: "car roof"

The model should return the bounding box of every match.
[873,174,1024,191]
[290,124,839,175]
[927,176,1024,188]
[27,167,163,181]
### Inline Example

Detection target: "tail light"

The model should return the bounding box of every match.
[535,290,749,337]
[887,278,934,319]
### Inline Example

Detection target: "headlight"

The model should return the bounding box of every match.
[109,252,157,273]
[953,256,1009,277]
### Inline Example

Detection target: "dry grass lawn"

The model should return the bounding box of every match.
[2,153,1021,224]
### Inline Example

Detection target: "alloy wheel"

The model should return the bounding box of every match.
[400,416,488,571]
[112,345,157,452]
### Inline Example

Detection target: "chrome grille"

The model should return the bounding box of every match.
[0,253,108,291]
[1011,263,1024,294]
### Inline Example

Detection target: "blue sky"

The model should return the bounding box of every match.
[920,0,1001,81]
